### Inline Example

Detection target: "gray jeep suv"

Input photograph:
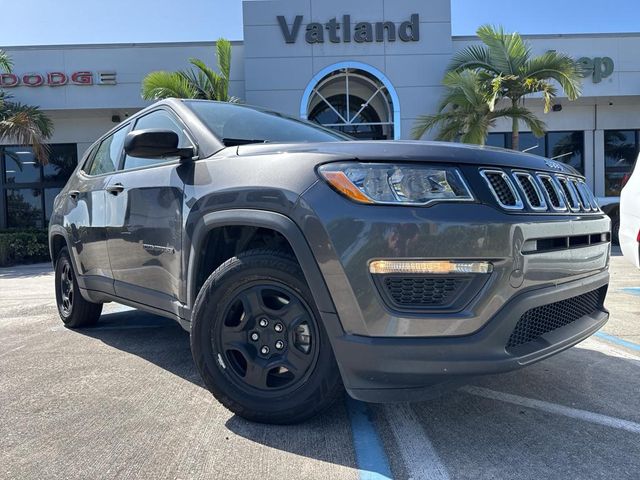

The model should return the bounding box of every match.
[49,99,610,424]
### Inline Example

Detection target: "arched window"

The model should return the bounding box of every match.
[301,62,400,140]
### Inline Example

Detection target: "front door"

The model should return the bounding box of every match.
[105,108,193,315]
[65,124,131,295]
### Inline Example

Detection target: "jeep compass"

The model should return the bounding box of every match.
[49,99,610,424]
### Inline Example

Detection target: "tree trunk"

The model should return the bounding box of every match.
[511,100,520,151]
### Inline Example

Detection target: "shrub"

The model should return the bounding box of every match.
[0,229,50,267]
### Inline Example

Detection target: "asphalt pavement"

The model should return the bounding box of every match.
[1,248,639,480]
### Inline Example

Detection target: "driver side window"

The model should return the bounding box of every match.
[122,110,192,170]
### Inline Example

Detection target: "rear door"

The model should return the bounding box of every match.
[65,124,130,295]
[105,108,195,316]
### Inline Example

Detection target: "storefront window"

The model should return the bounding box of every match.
[1,144,77,229]
[485,131,584,174]
[43,145,78,182]
[604,130,638,197]
[4,147,41,184]
[6,188,43,228]
[546,131,584,172]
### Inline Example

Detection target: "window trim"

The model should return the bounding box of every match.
[81,122,132,178]
[118,106,198,173]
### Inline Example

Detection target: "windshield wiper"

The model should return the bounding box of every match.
[223,138,269,147]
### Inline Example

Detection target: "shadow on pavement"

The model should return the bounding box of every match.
[77,309,204,387]
[74,308,359,469]
[0,262,52,279]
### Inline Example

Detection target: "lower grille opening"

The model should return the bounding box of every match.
[383,276,466,307]
[506,286,607,351]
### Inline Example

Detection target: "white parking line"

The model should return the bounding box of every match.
[461,386,640,435]
[383,404,450,480]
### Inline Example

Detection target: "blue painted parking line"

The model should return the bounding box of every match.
[346,397,393,480]
[595,331,640,352]
[621,287,640,296]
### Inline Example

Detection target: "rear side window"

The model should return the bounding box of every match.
[122,109,192,170]
[86,126,129,176]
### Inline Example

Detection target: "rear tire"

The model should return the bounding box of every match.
[190,249,343,424]
[55,247,102,328]
[611,215,620,245]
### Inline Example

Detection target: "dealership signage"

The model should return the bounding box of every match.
[0,71,117,88]
[278,14,420,44]
[578,57,614,83]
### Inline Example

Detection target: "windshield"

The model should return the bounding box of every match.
[185,100,350,147]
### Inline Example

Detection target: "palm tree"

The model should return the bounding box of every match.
[412,70,545,145]
[0,50,53,163]
[142,38,238,102]
[446,25,583,150]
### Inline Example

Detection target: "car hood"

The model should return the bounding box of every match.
[236,140,581,177]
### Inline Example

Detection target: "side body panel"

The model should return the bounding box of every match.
[105,164,185,316]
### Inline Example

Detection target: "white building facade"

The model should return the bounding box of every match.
[0,0,638,229]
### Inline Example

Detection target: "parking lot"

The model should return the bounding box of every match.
[1,249,639,480]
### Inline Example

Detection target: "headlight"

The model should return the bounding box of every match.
[317,162,474,205]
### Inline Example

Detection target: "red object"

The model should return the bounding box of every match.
[621,173,631,189]
[0,73,18,87]
[47,72,68,86]
[70,71,93,85]
[637,229,640,243]
[22,73,44,87]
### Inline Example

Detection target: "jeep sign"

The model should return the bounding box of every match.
[0,71,117,88]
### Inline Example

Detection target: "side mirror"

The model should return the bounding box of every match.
[124,129,195,159]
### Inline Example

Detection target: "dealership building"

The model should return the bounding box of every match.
[0,0,639,229]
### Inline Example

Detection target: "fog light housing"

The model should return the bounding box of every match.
[369,260,493,275]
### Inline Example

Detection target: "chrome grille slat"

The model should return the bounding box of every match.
[555,176,581,212]
[571,179,591,211]
[479,169,524,210]
[535,173,567,211]
[513,172,547,211]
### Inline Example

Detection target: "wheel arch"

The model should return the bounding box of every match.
[186,209,337,319]
[48,226,71,266]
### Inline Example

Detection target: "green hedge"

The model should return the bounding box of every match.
[0,229,50,267]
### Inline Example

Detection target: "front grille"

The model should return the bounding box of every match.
[382,276,466,308]
[479,168,600,214]
[480,170,522,209]
[506,286,607,351]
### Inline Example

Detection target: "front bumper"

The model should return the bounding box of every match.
[328,270,609,403]
[296,180,611,402]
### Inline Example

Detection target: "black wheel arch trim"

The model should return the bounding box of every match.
[186,209,339,321]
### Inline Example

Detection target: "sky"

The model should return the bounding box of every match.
[0,0,638,46]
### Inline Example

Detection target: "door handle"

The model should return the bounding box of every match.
[68,190,79,200]
[106,183,125,195]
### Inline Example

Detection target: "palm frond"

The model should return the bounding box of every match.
[491,106,547,137]
[0,101,54,164]
[0,49,13,73]
[141,71,197,100]
[449,44,497,73]
[523,51,583,100]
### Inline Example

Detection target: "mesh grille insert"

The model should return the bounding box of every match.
[516,174,543,208]
[483,172,518,206]
[506,286,606,351]
[382,277,465,308]
[539,176,561,208]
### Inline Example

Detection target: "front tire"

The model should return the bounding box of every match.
[191,249,343,424]
[55,247,102,328]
